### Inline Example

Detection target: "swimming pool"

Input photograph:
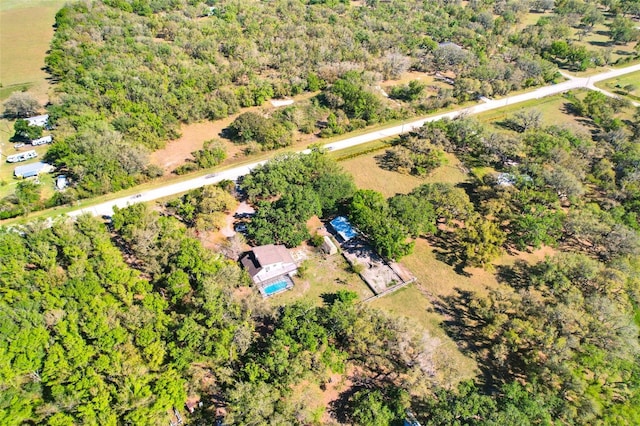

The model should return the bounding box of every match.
[263,279,289,296]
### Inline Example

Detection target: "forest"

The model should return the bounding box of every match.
[2,0,640,424]
[4,93,640,422]
[1,0,634,215]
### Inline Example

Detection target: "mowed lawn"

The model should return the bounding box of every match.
[340,151,468,198]
[268,248,374,307]
[595,70,640,102]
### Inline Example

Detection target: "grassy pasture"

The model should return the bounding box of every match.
[474,91,593,134]
[595,70,640,102]
[0,0,66,207]
[340,151,468,198]
[0,1,64,100]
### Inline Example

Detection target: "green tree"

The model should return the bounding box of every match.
[457,215,505,268]
[15,181,41,215]
[13,119,43,140]
[610,16,639,44]
[349,189,414,260]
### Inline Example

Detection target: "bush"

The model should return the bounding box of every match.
[310,233,325,247]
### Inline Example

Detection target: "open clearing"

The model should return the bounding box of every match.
[595,70,640,102]
[0,0,64,102]
[474,91,593,135]
[0,0,65,201]
[340,151,468,198]
[268,248,374,307]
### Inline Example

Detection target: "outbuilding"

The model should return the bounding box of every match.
[56,175,68,190]
[330,216,358,243]
[25,114,49,127]
[14,162,54,178]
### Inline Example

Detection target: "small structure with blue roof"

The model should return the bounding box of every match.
[330,216,358,242]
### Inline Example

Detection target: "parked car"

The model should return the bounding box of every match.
[234,222,248,233]
[14,143,25,149]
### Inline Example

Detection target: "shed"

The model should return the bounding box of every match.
[330,216,357,242]
[25,114,49,127]
[56,175,68,190]
[321,236,338,255]
[14,162,53,178]
[496,172,516,187]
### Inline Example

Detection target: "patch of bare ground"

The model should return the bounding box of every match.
[150,92,321,172]
[321,371,354,424]
[150,115,242,172]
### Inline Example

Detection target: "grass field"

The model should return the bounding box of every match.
[474,91,593,134]
[0,0,65,101]
[594,70,640,102]
[269,249,374,307]
[0,0,66,206]
[340,151,468,198]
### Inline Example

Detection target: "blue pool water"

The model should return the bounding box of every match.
[263,280,289,295]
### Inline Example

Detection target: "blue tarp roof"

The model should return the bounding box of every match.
[14,162,50,177]
[330,216,357,242]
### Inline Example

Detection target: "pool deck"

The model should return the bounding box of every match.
[258,274,294,297]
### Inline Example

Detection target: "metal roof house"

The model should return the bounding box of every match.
[25,114,49,127]
[330,216,358,242]
[14,162,54,178]
[240,244,297,296]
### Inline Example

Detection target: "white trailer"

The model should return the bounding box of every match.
[31,135,53,146]
[7,150,37,163]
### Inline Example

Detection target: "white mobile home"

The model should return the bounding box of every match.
[25,114,49,127]
[7,150,38,163]
[31,135,53,146]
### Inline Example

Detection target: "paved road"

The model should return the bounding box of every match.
[69,63,640,218]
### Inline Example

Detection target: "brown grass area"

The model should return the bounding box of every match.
[402,239,500,298]
[572,23,638,64]
[150,114,245,172]
[370,283,480,384]
[0,3,64,102]
[475,92,593,135]
[150,92,321,172]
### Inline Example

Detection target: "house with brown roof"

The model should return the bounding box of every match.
[240,244,297,296]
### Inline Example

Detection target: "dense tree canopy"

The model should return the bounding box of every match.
[40,0,571,197]
[241,150,355,246]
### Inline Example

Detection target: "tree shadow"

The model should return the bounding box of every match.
[588,40,612,48]
[426,234,471,277]
[495,260,532,290]
[329,382,365,423]
[374,150,400,172]
[432,288,510,391]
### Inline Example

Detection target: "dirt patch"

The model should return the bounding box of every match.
[218,201,254,238]
[507,244,557,264]
[321,370,354,424]
[150,117,241,172]
[306,215,324,235]
[150,91,319,172]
